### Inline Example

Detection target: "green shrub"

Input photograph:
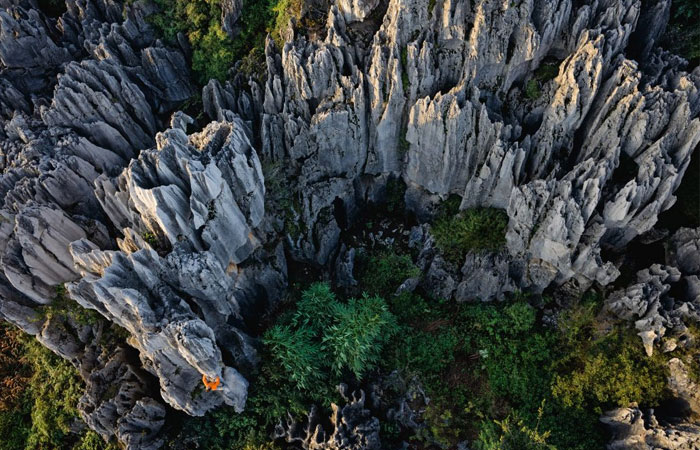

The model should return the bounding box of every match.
[400,47,410,94]
[524,79,541,99]
[356,250,420,298]
[323,294,397,378]
[263,325,324,391]
[292,282,339,331]
[552,329,667,412]
[270,0,303,46]
[172,283,395,449]
[190,22,235,83]
[662,0,700,64]
[534,63,559,83]
[432,207,508,264]
[267,283,397,385]
[148,0,283,83]
[476,407,555,450]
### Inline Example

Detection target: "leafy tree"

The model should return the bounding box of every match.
[323,294,398,378]
[268,284,397,383]
[146,0,306,83]
[292,282,339,332]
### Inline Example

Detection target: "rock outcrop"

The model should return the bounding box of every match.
[601,407,700,450]
[273,384,382,450]
[0,0,699,447]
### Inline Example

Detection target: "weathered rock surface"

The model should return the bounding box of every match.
[601,407,700,450]
[274,384,382,450]
[0,0,699,447]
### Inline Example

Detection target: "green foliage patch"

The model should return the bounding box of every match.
[37,284,100,326]
[662,0,700,65]
[524,79,542,99]
[0,324,117,450]
[354,255,668,450]
[432,206,509,265]
[266,282,397,382]
[552,329,668,413]
[168,282,397,449]
[355,250,420,298]
[147,0,293,84]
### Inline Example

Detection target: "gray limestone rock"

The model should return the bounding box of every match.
[1,0,700,447]
[273,384,381,450]
[601,407,700,450]
[604,264,697,356]
[221,0,243,38]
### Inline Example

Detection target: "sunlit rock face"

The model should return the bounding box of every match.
[0,0,699,447]
[70,117,269,415]
[261,0,699,293]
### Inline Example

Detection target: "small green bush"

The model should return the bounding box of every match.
[524,79,541,99]
[534,63,559,82]
[432,207,508,264]
[292,282,338,331]
[356,250,420,298]
[476,408,556,450]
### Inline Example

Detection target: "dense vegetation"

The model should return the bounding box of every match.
[162,239,676,449]
[147,0,273,83]
[0,323,116,450]
[146,0,318,83]
[4,199,682,449]
[360,252,670,449]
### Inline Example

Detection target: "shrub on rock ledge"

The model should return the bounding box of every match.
[432,207,509,265]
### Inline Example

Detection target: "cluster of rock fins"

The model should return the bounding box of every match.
[0,0,698,448]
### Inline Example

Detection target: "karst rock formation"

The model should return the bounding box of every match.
[0,0,698,448]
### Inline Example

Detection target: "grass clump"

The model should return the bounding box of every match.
[37,284,100,327]
[432,206,508,265]
[524,79,541,100]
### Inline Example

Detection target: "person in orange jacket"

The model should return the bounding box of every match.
[202,374,221,391]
